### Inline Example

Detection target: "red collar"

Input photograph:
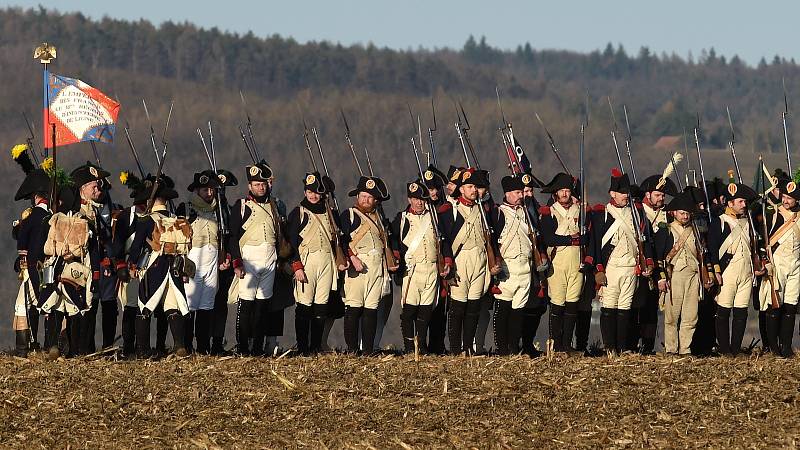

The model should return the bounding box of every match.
[457,197,475,207]
[35,198,48,206]
[406,206,426,215]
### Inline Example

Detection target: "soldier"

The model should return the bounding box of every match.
[472,169,495,354]
[111,171,147,358]
[422,165,447,205]
[654,190,704,355]
[227,161,281,356]
[128,174,191,358]
[12,167,52,356]
[757,178,800,357]
[391,180,445,354]
[707,182,762,357]
[540,172,587,352]
[633,171,678,354]
[177,170,227,354]
[71,162,119,353]
[210,169,238,355]
[519,171,548,356]
[287,172,337,354]
[589,169,654,355]
[339,175,397,354]
[492,175,535,355]
[421,165,449,354]
[439,168,500,355]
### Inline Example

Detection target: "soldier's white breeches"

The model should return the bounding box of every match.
[14,279,35,317]
[294,250,334,306]
[495,256,531,309]
[599,264,637,310]
[450,246,489,302]
[716,258,753,309]
[547,250,583,306]
[662,268,699,354]
[758,255,800,311]
[238,243,277,301]
[186,245,219,311]
[401,262,437,307]
[343,252,386,309]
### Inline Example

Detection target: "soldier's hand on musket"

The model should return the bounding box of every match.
[715,273,723,286]
[754,267,766,277]
[388,264,399,272]
[294,268,308,283]
[350,255,365,273]
[116,266,130,283]
[440,264,451,278]
[337,261,350,271]
[594,271,608,286]
[218,254,231,271]
[763,262,774,277]
[658,279,670,293]
[642,264,654,277]
[234,266,245,279]
[490,264,502,276]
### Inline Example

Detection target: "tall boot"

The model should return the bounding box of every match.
[361,308,378,354]
[167,310,187,357]
[600,308,617,354]
[758,311,769,353]
[135,313,151,359]
[400,304,418,353]
[45,311,64,360]
[154,306,168,357]
[730,307,748,356]
[548,303,565,352]
[562,302,578,351]
[447,301,466,354]
[415,305,433,355]
[28,307,40,351]
[781,304,797,358]
[474,295,492,354]
[82,301,98,354]
[507,307,523,354]
[493,300,511,355]
[295,304,311,355]
[235,300,254,355]
[121,306,137,357]
[616,309,631,354]
[250,299,266,356]
[194,310,212,354]
[765,307,782,355]
[575,310,592,352]
[427,300,447,355]
[101,301,118,349]
[343,306,363,353]
[183,311,195,355]
[14,330,29,357]
[715,306,732,356]
[462,299,481,355]
[626,307,640,352]
[211,337,226,356]
[309,303,328,354]
[67,315,81,358]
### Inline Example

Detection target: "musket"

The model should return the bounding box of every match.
[302,117,347,268]
[495,87,545,271]
[455,108,501,272]
[145,146,168,214]
[312,126,339,212]
[240,91,262,161]
[21,111,41,165]
[622,104,638,184]
[340,109,396,268]
[693,117,714,223]
[759,154,781,309]
[238,125,259,164]
[534,112,572,176]
[457,102,482,169]
[197,126,228,258]
[782,78,792,174]
[427,97,438,166]
[142,99,161,165]
[123,122,146,178]
[578,104,588,271]
[726,106,761,283]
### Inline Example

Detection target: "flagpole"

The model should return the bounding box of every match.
[34,43,57,202]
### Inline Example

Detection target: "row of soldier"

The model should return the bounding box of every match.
[10,143,798,358]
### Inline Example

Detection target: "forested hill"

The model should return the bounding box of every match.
[0,7,797,342]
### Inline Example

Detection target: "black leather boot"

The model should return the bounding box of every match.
[766,307,781,355]
[183,311,195,355]
[548,303,565,352]
[194,310,212,355]
[507,307,523,354]
[781,304,797,357]
[45,311,64,360]
[295,304,311,355]
[67,315,81,358]
[731,307,748,356]
[14,330,29,357]
[167,310,187,357]
[616,309,631,354]
[101,300,118,349]
[462,299,481,355]
[600,307,616,354]
[121,306,137,357]
[135,313,151,359]
[562,302,578,351]
[400,304,418,353]
[361,308,378,354]
[493,300,511,355]
[715,306,732,356]
[415,305,433,355]
[309,303,328,354]
[575,310,591,352]
[236,300,253,356]
[28,307,40,351]
[154,306,168,358]
[447,300,466,355]
[343,306,363,353]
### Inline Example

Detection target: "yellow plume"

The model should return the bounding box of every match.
[11,144,28,159]
[40,157,53,172]
[119,171,129,185]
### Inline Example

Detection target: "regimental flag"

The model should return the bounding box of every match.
[43,70,120,148]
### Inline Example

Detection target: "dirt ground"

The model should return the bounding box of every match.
[0,352,798,449]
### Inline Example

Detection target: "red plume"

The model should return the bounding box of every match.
[611,168,622,178]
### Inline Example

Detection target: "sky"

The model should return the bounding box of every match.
[3,1,798,65]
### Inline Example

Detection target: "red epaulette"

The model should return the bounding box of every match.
[592,203,606,212]
[437,203,453,213]
[538,205,551,216]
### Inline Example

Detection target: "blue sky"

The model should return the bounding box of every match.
[4,1,797,65]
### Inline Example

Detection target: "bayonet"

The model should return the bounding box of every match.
[783,77,792,174]
[534,112,571,175]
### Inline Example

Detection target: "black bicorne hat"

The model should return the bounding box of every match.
[422,165,447,189]
[70,161,110,188]
[609,168,631,194]
[348,176,388,200]
[501,175,525,193]
[664,190,700,213]
[541,172,574,194]
[723,183,758,202]
[15,168,51,201]
[188,170,223,191]
[246,161,273,182]
[639,174,679,196]
[215,169,238,187]
[303,171,327,195]
[407,179,431,200]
